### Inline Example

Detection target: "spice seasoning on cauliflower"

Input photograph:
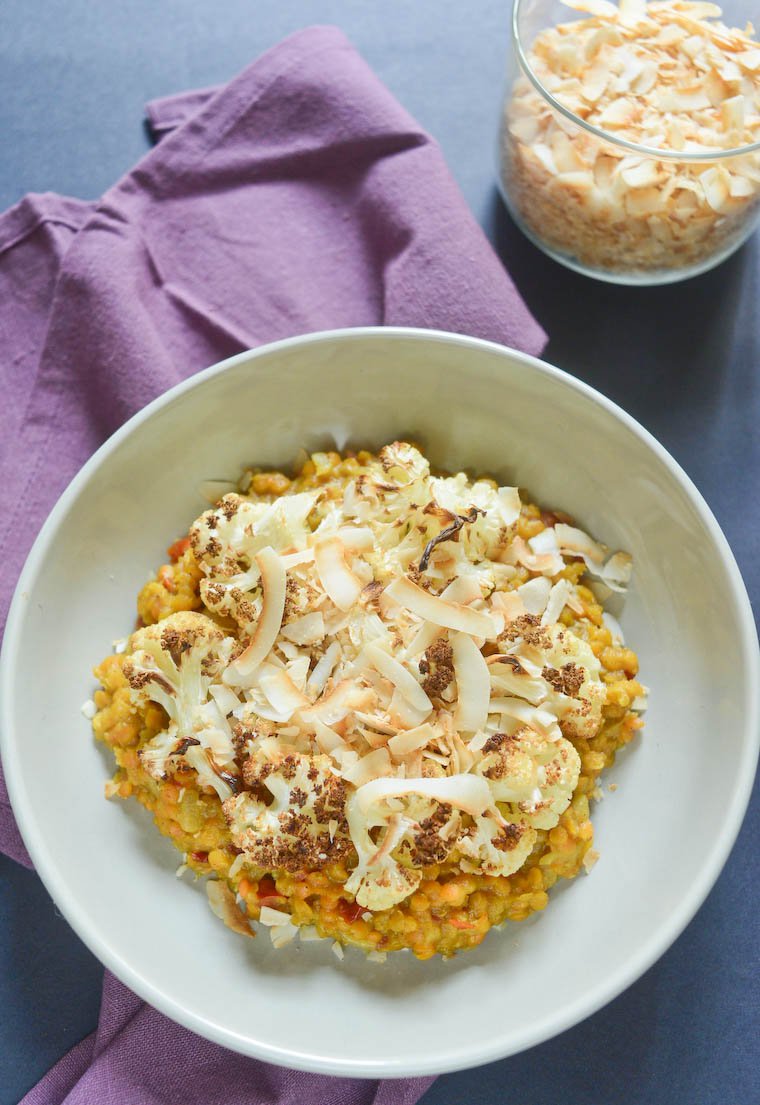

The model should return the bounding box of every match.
[90,443,646,958]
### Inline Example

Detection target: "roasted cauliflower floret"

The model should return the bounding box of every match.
[123,612,235,784]
[474,726,580,830]
[504,619,606,741]
[378,441,431,484]
[344,792,462,911]
[190,490,318,628]
[342,444,520,583]
[538,624,605,741]
[429,472,521,563]
[457,812,536,877]
[223,747,350,872]
[344,774,492,911]
[124,611,233,735]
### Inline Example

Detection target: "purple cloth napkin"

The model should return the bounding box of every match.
[0,25,546,1104]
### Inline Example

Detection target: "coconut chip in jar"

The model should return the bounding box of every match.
[501,0,760,274]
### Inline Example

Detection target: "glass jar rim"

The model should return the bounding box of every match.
[511,0,760,162]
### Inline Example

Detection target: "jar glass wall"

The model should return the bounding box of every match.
[498,0,760,284]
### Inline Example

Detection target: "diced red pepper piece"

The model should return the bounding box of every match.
[167,535,191,562]
[337,898,366,924]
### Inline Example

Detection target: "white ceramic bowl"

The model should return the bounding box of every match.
[2,328,758,1077]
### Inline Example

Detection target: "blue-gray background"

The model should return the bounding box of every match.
[1,2,758,1103]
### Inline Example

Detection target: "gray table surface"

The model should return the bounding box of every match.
[1,2,758,1103]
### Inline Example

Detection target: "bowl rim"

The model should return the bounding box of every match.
[2,325,759,1077]
[510,0,760,162]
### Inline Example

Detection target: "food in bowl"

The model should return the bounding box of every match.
[89,443,646,960]
[501,0,760,277]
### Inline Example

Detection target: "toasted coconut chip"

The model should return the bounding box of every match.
[312,718,348,754]
[365,641,432,714]
[508,536,565,576]
[285,655,310,692]
[388,688,433,730]
[721,95,745,131]
[300,679,369,727]
[519,576,554,615]
[553,523,605,564]
[335,526,375,549]
[541,579,574,626]
[488,661,547,706]
[209,683,242,717]
[306,641,341,695]
[228,853,246,879]
[342,747,393,786]
[354,773,494,818]
[258,664,310,717]
[259,905,293,927]
[385,576,498,638]
[441,575,484,604]
[490,589,526,622]
[489,697,562,739]
[619,0,646,22]
[280,611,326,645]
[600,550,633,591]
[528,528,560,556]
[388,722,437,757]
[402,573,475,657]
[332,941,345,961]
[358,726,393,749]
[700,166,732,212]
[404,620,442,658]
[498,486,522,526]
[279,548,316,570]
[468,730,490,753]
[452,632,491,734]
[737,49,760,70]
[206,880,253,938]
[225,547,286,681]
[81,698,97,720]
[560,0,618,15]
[423,750,449,767]
[314,537,363,611]
[632,685,649,712]
[620,159,664,188]
[353,711,397,736]
[730,175,755,199]
[553,523,632,591]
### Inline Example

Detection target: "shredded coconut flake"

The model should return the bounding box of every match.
[365,641,432,714]
[225,547,287,680]
[452,632,491,734]
[314,537,363,611]
[80,698,97,720]
[384,576,498,638]
[259,905,293,927]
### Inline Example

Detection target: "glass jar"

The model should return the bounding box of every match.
[498,0,760,284]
